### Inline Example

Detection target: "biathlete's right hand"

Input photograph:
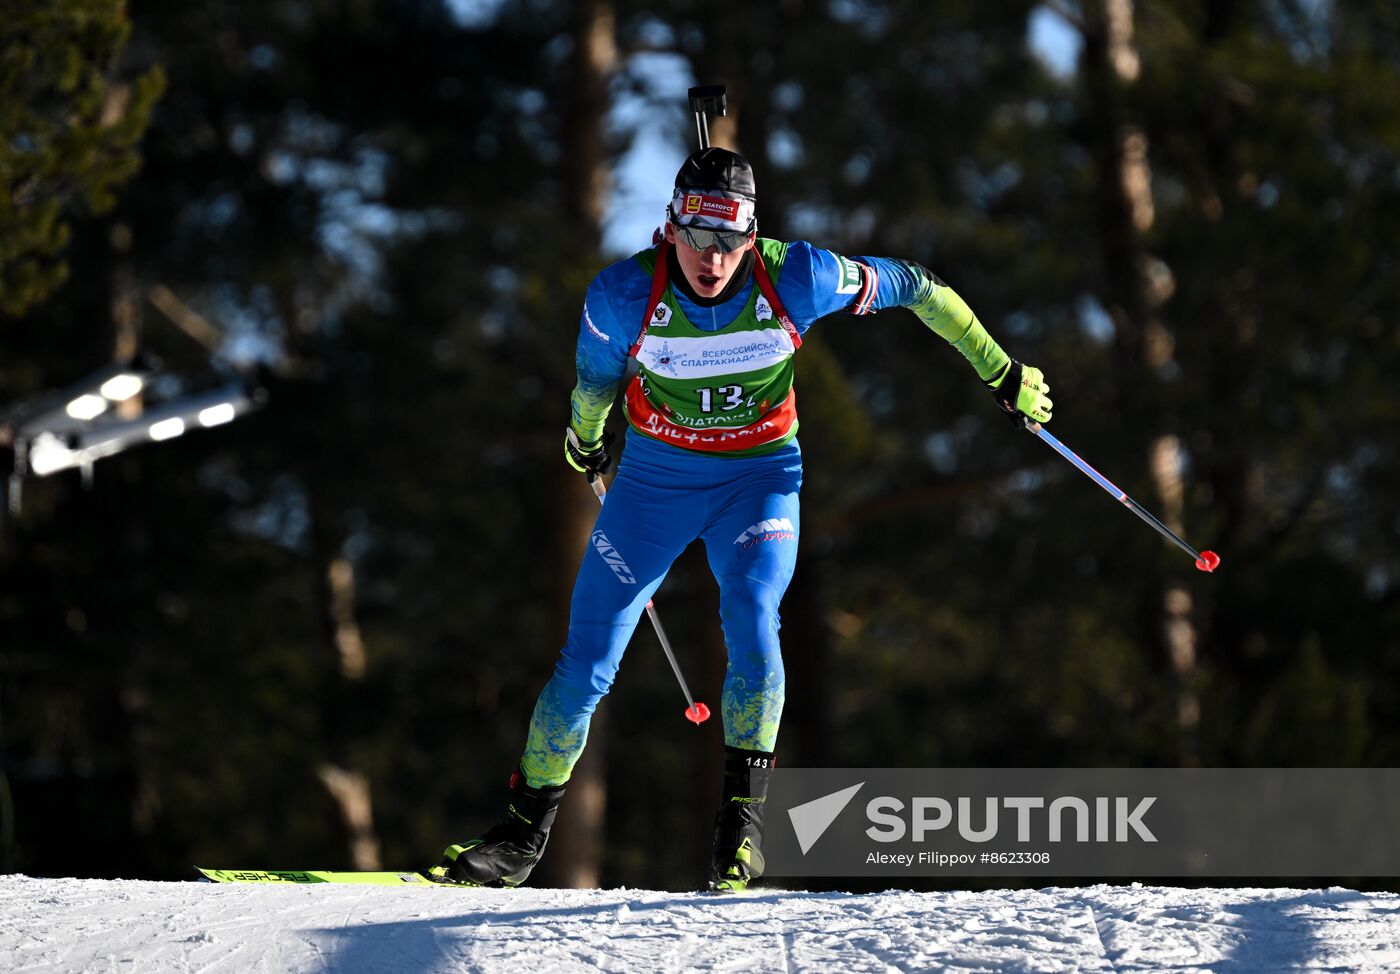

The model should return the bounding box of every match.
[564,428,615,478]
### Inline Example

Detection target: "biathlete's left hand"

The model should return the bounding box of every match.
[988,360,1052,427]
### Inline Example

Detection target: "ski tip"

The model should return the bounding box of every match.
[1195,550,1221,573]
[194,868,440,886]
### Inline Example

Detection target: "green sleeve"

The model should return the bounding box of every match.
[903,262,1010,384]
[569,380,619,446]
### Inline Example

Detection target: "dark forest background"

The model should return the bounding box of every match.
[2,0,1397,891]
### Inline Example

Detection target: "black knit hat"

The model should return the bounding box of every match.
[674,148,757,199]
[669,148,757,233]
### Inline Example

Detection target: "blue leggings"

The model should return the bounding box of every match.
[521,433,802,787]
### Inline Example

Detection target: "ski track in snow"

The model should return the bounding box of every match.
[2,877,1399,973]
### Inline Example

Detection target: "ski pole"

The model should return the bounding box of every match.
[588,473,711,725]
[1025,422,1221,573]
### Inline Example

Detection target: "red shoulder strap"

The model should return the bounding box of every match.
[630,242,803,356]
[750,248,802,349]
[629,241,672,360]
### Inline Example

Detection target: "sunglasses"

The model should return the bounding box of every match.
[671,221,754,254]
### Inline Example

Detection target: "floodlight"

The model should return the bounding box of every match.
[99,374,145,402]
[26,433,79,478]
[148,418,186,441]
[66,395,109,421]
[10,356,159,439]
[197,403,237,427]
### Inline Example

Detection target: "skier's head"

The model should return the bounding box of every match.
[664,147,757,298]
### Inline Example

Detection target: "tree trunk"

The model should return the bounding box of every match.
[1081,0,1199,764]
[317,764,380,870]
[111,244,163,853]
[312,534,382,869]
[784,552,833,768]
[532,0,617,890]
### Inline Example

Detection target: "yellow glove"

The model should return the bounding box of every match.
[988,360,1052,426]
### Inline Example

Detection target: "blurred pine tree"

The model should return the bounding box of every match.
[0,0,164,316]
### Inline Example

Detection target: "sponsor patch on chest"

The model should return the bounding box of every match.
[637,329,796,380]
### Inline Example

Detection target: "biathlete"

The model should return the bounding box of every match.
[431,147,1053,891]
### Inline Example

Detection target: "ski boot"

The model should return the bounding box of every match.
[430,769,566,887]
[708,746,775,893]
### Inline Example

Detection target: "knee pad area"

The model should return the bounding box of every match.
[718,579,785,671]
[549,652,615,716]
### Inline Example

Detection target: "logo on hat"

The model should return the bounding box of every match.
[681,194,743,223]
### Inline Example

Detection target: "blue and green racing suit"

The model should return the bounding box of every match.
[521,238,1014,787]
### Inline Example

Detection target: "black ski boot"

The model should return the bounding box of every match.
[430,769,566,887]
[708,746,775,892]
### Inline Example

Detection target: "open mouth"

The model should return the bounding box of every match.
[698,274,721,288]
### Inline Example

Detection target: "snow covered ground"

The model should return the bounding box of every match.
[2,876,1399,972]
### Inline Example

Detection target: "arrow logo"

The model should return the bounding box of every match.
[787,782,864,855]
